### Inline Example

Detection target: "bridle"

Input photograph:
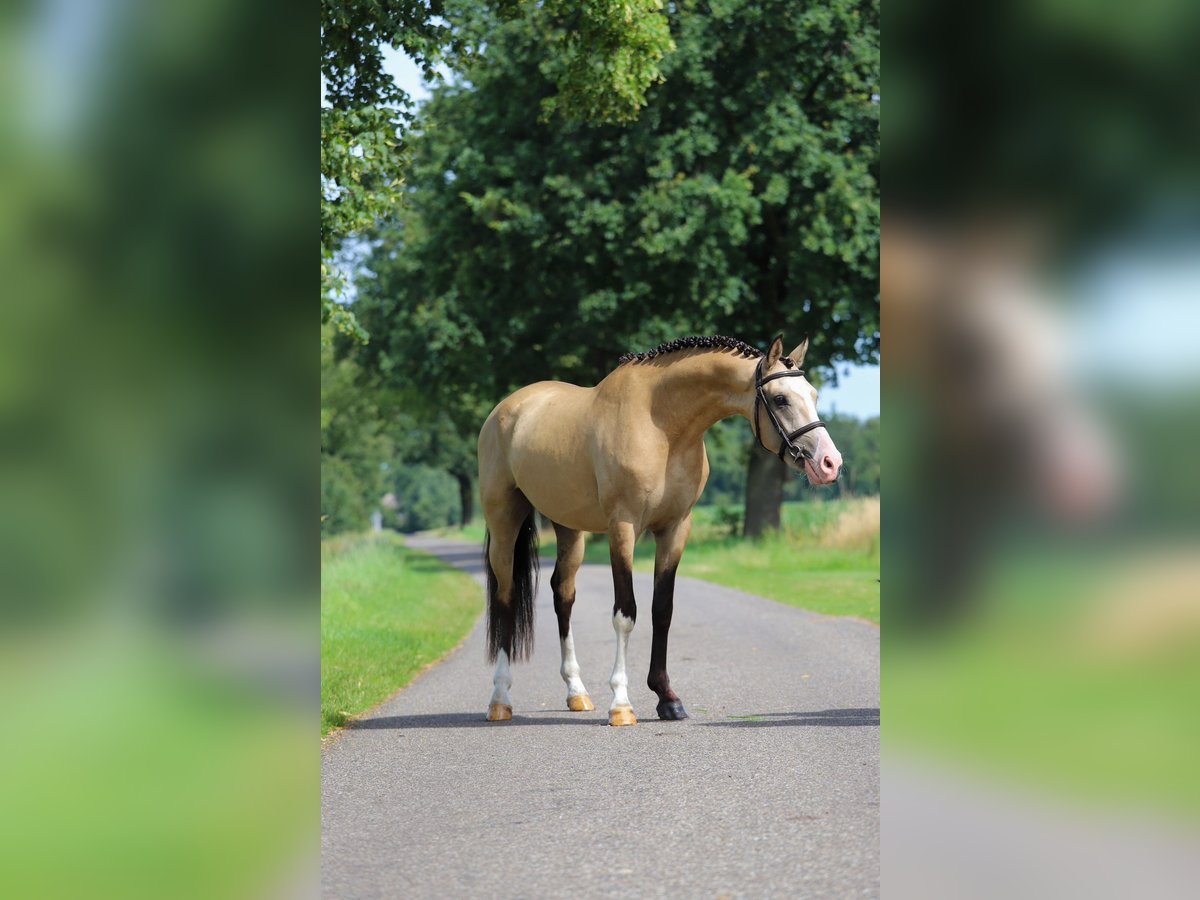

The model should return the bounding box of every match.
[753,359,827,464]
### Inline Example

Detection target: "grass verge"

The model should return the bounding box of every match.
[885,545,1200,819]
[321,532,482,734]
[0,634,311,900]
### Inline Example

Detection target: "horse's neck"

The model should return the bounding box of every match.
[635,353,758,443]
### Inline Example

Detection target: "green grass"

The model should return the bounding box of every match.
[670,535,879,621]
[435,499,879,623]
[321,532,483,734]
[885,547,1200,818]
[0,635,311,900]
[886,620,1200,817]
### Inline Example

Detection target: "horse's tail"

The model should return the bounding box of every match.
[484,511,539,663]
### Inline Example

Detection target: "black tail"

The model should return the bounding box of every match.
[484,512,539,663]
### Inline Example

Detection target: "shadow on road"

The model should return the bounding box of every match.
[403,550,488,576]
[700,708,879,728]
[347,711,605,730]
[349,708,879,731]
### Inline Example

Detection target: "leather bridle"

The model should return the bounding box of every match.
[753,360,827,464]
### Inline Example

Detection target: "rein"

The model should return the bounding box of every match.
[752,363,827,463]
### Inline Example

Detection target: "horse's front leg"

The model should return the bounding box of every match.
[606,520,638,726]
[649,515,691,721]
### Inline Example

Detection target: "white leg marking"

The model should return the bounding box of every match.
[560,629,589,700]
[609,612,635,711]
[489,648,512,708]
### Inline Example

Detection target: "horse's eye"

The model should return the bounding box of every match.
[773,395,788,407]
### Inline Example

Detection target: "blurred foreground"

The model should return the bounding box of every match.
[1,3,313,898]
[886,0,1200,895]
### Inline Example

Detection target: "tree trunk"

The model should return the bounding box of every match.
[743,444,788,537]
[454,471,474,526]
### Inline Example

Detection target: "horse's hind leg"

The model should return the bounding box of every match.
[551,523,593,712]
[648,515,692,721]
[482,488,536,722]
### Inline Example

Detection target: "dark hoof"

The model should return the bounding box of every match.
[656,699,689,721]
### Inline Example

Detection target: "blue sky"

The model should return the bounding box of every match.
[819,363,880,419]
[380,49,880,418]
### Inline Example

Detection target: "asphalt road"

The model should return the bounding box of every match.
[321,536,879,899]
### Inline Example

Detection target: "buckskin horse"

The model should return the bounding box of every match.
[477,334,843,725]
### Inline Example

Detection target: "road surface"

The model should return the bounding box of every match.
[321,536,879,898]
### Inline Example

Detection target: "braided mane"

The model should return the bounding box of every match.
[617,334,763,366]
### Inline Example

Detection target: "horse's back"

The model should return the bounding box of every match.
[481,381,592,441]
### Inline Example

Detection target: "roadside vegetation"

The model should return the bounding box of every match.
[440,497,880,624]
[321,533,482,734]
[886,545,1200,818]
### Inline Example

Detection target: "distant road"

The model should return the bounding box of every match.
[322,536,879,898]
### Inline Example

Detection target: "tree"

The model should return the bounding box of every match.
[355,0,879,532]
[388,407,482,527]
[321,0,673,341]
[832,412,880,497]
[321,1,455,340]
[385,463,461,532]
[320,326,394,533]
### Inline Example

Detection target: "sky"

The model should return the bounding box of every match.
[380,48,880,419]
[820,363,880,419]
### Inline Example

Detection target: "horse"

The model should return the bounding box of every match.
[476,334,843,725]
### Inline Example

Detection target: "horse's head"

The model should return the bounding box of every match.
[755,335,843,485]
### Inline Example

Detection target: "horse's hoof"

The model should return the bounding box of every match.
[567,694,595,712]
[608,706,637,727]
[656,699,689,721]
[486,703,512,721]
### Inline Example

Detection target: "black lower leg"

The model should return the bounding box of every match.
[648,565,688,720]
[551,584,574,640]
[611,556,636,623]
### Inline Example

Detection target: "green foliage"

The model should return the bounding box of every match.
[530,1,674,123]
[329,0,877,533]
[321,2,453,110]
[355,0,878,474]
[321,1,452,337]
[831,411,880,496]
[321,327,393,533]
[321,0,676,338]
[702,418,752,507]
[321,455,374,535]
[386,464,460,532]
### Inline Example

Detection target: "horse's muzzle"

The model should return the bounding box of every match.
[802,434,842,485]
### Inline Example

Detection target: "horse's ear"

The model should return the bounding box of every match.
[789,337,809,366]
[762,334,784,372]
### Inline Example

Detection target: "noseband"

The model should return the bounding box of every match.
[753,362,827,463]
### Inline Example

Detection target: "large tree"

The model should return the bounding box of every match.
[357,0,878,531]
[321,0,673,339]
[321,1,676,528]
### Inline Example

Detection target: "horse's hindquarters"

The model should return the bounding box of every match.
[501,386,609,532]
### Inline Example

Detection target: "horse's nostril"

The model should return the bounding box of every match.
[821,455,835,471]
